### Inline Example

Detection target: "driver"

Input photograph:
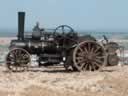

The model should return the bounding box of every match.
[33,22,40,32]
[32,22,42,40]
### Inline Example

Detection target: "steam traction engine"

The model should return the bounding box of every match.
[6,12,119,72]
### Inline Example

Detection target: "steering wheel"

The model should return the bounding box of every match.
[53,25,74,37]
[53,25,76,47]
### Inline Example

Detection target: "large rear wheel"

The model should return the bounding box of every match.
[73,41,106,71]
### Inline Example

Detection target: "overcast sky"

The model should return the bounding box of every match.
[0,0,128,32]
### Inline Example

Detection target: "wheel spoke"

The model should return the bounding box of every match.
[94,46,101,53]
[91,63,96,71]
[90,47,94,54]
[78,46,84,52]
[95,56,104,59]
[84,63,88,71]
[89,64,92,71]
[93,62,101,68]
[84,47,88,54]
[17,50,21,57]
[88,43,91,52]
[80,63,86,70]
[7,57,15,62]
[94,58,103,64]
[95,52,102,56]
[77,52,85,57]
[11,51,16,58]
[77,59,85,64]
[76,57,83,60]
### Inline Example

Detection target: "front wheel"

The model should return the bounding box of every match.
[6,48,31,72]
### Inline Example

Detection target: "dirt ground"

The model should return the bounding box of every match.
[0,65,127,96]
[0,37,127,96]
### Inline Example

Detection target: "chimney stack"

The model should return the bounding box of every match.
[18,12,25,40]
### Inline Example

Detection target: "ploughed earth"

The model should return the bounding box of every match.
[0,65,128,96]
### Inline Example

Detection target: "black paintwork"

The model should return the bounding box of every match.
[10,12,84,65]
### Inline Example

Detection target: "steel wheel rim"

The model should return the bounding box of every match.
[6,48,31,72]
[73,41,105,71]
